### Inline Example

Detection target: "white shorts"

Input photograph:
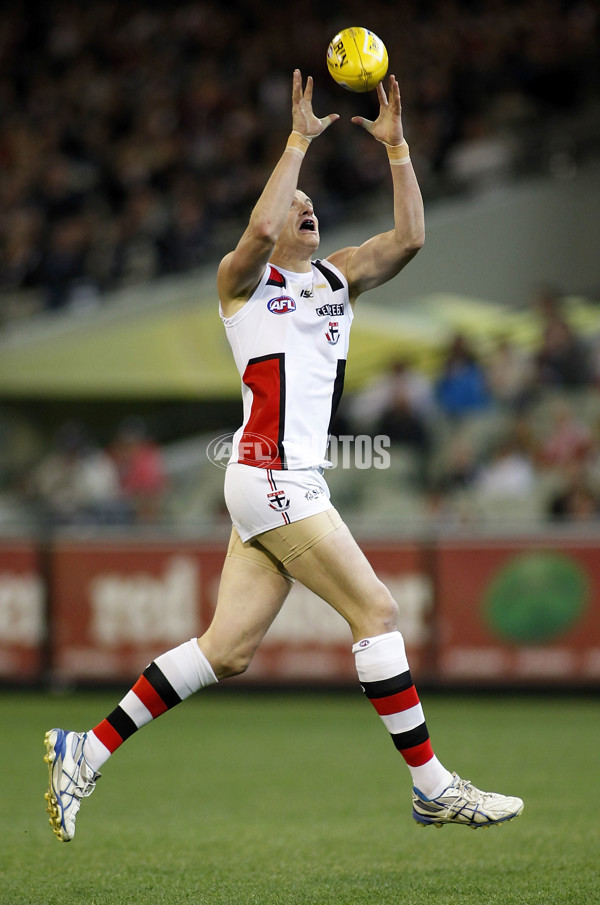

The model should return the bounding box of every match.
[224,463,333,542]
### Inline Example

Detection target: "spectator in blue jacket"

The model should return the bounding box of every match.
[435,333,492,417]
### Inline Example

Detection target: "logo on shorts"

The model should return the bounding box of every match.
[267,490,291,512]
[358,639,370,648]
[305,487,324,501]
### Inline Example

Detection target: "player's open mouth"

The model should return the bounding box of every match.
[299,218,315,231]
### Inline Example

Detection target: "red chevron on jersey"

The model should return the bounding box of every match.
[266,266,286,287]
[240,354,285,468]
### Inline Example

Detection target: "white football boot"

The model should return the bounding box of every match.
[44,729,100,841]
[412,772,524,828]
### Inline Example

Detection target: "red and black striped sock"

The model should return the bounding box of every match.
[83,639,217,771]
[353,631,452,798]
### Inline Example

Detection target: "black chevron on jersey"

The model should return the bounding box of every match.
[313,259,344,291]
[328,359,347,434]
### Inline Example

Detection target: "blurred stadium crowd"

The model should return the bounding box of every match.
[1,0,600,534]
[332,287,600,531]
[1,0,599,317]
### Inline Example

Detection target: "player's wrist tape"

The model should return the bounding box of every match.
[286,131,312,156]
[384,139,411,165]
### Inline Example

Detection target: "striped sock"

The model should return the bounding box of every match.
[353,631,452,798]
[83,639,217,771]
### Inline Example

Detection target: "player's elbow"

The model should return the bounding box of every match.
[395,236,424,269]
[404,227,425,256]
[394,222,425,261]
[249,213,280,247]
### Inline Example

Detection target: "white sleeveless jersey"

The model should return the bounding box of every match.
[220,259,353,470]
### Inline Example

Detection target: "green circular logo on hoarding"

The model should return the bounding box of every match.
[483,552,588,644]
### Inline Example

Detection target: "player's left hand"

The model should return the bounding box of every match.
[351,74,404,146]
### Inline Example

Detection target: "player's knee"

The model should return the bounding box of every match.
[213,647,254,679]
[369,583,400,631]
[199,631,257,680]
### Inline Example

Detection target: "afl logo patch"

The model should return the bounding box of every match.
[267,296,296,314]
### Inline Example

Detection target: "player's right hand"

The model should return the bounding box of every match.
[292,69,339,140]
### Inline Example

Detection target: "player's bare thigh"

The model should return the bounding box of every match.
[198,542,292,680]
[255,512,399,642]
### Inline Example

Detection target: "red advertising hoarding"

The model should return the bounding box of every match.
[0,541,45,681]
[49,538,432,684]
[50,541,221,682]
[23,533,600,686]
[436,538,600,685]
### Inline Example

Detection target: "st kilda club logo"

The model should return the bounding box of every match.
[267,489,291,512]
[325,321,340,344]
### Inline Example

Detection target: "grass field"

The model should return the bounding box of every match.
[1,688,598,905]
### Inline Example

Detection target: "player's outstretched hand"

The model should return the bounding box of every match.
[351,74,404,146]
[292,69,339,139]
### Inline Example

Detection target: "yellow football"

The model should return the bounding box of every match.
[326,26,388,92]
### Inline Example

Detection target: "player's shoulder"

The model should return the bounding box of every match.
[322,248,358,280]
[218,257,271,318]
[314,253,354,290]
[323,247,359,268]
